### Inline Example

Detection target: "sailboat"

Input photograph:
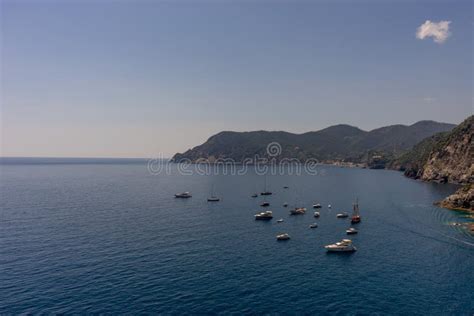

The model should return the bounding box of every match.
[260,174,272,195]
[351,198,361,223]
[207,185,220,202]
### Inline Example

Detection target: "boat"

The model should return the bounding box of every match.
[309,223,318,228]
[283,186,289,189]
[313,203,322,209]
[290,207,306,215]
[336,212,349,218]
[175,192,192,198]
[260,175,272,195]
[277,218,284,223]
[346,227,358,235]
[328,204,332,209]
[260,201,270,207]
[314,211,320,218]
[254,211,273,220]
[207,185,220,202]
[351,198,361,224]
[325,239,357,252]
[283,202,288,207]
[251,193,258,198]
[276,233,290,240]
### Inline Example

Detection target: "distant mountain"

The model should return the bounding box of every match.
[172,121,455,163]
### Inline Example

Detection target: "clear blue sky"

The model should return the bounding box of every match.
[1,0,472,158]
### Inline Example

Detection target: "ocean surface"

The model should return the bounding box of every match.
[1,158,473,314]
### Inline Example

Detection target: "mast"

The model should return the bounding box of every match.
[353,198,359,216]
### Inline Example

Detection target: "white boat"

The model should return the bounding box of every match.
[336,212,349,218]
[314,211,320,218]
[290,207,306,215]
[277,218,284,223]
[283,203,288,207]
[251,193,258,198]
[328,204,332,208]
[313,203,322,209]
[255,211,273,220]
[346,227,358,235]
[276,233,290,240]
[260,201,270,207]
[175,192,192,198]
[309,223,318,228]
[325,239,357,252]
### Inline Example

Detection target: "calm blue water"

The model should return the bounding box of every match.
[1,159,473,314]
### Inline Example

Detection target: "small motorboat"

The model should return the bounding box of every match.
[314,211,320,218]
[328,204,332,209]
[255,211,273,220]
[261,191,272,196]
[346,227,358,235]
[290,207,306,215]
[325,239,356,252]
[313,203,322,209]
[260,201,270,207]
[207,196,220,202]
[175,192,192,198]
[276,233,290,240]
[309,223,318,229]
[283,202,288,207]
[336,212,349,218]
[251,193,258,198]
[283,186,289,189]
[277,218,284,223]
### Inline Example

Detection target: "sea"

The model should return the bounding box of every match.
[1,158,473,314]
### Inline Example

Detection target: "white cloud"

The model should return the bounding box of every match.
[416,20,451,44]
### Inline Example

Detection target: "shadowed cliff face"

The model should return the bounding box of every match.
[401,116,473,184]
[172,121,455,163]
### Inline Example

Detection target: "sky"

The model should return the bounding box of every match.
[1,0,473,158]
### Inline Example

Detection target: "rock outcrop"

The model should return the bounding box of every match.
[435,184,474,212]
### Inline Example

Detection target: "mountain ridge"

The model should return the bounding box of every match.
[172,120,456,163]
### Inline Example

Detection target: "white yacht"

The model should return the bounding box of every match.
[175,192,192,198]
[328,204,332,209]
[254,211,273,220]
[313,203,322,209]
[346,227,358,235]
[309,223,318,228]
[277,218,284,223]
[336,212,349,218]
[325,239,357,252]
[314,211,320,218]
[276,233,290,240]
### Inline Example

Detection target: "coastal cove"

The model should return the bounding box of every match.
[1,160,473,314]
